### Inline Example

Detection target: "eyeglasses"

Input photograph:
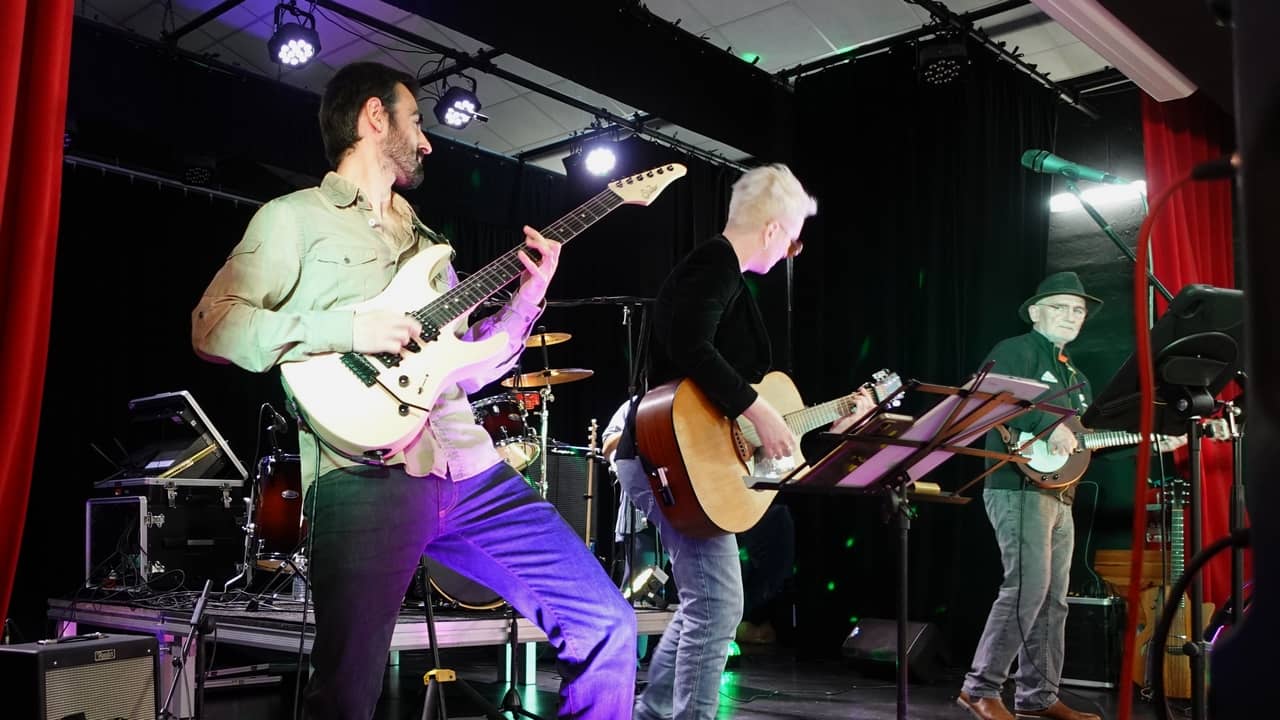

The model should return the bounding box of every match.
[1036,303,1088,318]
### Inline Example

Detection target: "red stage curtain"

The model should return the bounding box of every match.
[1141,91,1242,609]
[0,0,74,625]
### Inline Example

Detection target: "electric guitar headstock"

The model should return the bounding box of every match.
[606,164,688,206]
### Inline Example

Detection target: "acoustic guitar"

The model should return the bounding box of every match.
[635,370,902,538]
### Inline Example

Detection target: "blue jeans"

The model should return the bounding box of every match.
[962,489,1074,711]
[616,458,743,720]
[301,461,636,720]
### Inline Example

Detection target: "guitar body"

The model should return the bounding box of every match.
[1132,587,1214,696]
[280,245,509,458]
[635,372,809,538]
[1014,416,1092,489]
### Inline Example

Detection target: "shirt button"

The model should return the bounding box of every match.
[368,218,378,228]
[343,257,350,264]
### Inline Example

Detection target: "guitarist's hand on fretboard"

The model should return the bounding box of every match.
[830,388,878,434]
[742,397,797,460]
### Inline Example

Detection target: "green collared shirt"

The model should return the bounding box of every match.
[192,172,543,489]
[982,330,1093,502]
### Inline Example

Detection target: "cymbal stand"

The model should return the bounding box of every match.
[535,327,554,497]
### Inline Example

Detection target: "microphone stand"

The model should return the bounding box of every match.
[161,579,214,719]
[1064,179,1174,302]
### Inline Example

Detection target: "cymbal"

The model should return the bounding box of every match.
[525,331,571,348]
[501,368,594,388]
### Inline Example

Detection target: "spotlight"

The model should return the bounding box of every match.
[269,2,321,67]
[433,85,486,129]
[917,32,967,86]
[583,145,617,176]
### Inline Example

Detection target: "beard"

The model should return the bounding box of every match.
[385,120,424,189]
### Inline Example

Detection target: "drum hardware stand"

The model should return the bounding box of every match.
[226,405,291,592]
[497,607,547,720]
[417,557,507,720]
[534,326,555,498]
[160,580,214,720]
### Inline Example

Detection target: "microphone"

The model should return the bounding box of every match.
[1021,149,1128,184]
[267,404,289,434]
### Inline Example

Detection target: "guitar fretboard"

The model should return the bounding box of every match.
[1082,430,1171,451]
[738,395,858,448]
[407,190,624,333]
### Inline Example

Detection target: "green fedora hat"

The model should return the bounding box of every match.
[1018,271,1103,323]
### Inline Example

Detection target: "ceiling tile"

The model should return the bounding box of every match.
[475,94,575,150]
[641,0,716,34]
[687,0,787,27]
[716,4,834,70]
[792,0,922,50]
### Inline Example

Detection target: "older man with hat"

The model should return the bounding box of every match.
[957,271,1103,720]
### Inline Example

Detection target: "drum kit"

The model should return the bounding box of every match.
[233,328,596,611]
[472,329,594,496]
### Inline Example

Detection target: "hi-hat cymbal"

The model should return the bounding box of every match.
[501,368,594,388]
[525,331,571,348]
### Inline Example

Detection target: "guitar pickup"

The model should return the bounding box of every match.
[655,467,675,507]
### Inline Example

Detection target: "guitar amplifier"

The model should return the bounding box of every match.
[1062,595,1124,688]
[0,632,159,719]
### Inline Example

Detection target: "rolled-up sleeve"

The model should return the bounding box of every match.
[192,201,354,372]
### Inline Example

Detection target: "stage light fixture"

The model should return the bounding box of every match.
[917,32,967,86]
[268,2,321,67]
[583,144,617,176]
[433,85,485,129]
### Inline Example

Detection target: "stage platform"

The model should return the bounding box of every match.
[48,596,674,655]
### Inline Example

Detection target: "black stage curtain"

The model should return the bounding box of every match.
[787,46,1058,660]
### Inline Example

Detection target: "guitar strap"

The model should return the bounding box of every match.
[615,305,652,466]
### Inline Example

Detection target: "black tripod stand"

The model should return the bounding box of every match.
[416,557,544,720]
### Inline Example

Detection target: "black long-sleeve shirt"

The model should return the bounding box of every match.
[649,236,772,418]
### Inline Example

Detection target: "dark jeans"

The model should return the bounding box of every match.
[301,461,636,720]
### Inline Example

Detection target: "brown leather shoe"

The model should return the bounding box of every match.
[1015,700,1101,720]
[957,691,1015,720]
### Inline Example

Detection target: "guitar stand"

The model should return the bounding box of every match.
[417,558,507,720]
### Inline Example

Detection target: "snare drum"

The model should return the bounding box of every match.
[250,453,303,569]
[471,394,541,471]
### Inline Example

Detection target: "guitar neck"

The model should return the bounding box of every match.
[738,394,857,447]
[1081,429,1168,451]
[408,190,624,331]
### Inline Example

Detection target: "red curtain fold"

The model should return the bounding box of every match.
[1140,91,1243,610]
[0,0,74,625]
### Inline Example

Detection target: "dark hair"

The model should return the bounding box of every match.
[319,62,418,168]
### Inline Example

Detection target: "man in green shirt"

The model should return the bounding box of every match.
[958,272,1102,720]
[192,62,634,719]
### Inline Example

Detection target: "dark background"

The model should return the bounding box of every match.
[12,18,1153,665]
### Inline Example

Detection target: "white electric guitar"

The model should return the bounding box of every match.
[281,164,687,460]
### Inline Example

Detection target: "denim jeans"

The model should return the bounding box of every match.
[616,458,744,720]
[300,461,636,720]
[962,488,1074,711]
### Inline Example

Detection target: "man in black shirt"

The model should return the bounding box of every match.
[618,164,873,719]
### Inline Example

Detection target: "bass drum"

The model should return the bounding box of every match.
[410,557,506,611]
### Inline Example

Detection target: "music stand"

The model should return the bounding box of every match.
[1081,283,1244,720]
[749,367,1069,720]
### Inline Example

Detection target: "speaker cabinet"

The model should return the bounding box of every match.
[842,618,941,683]
[0,633,159,719]
[524,447,611,547]
[1062,595,1124,688]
